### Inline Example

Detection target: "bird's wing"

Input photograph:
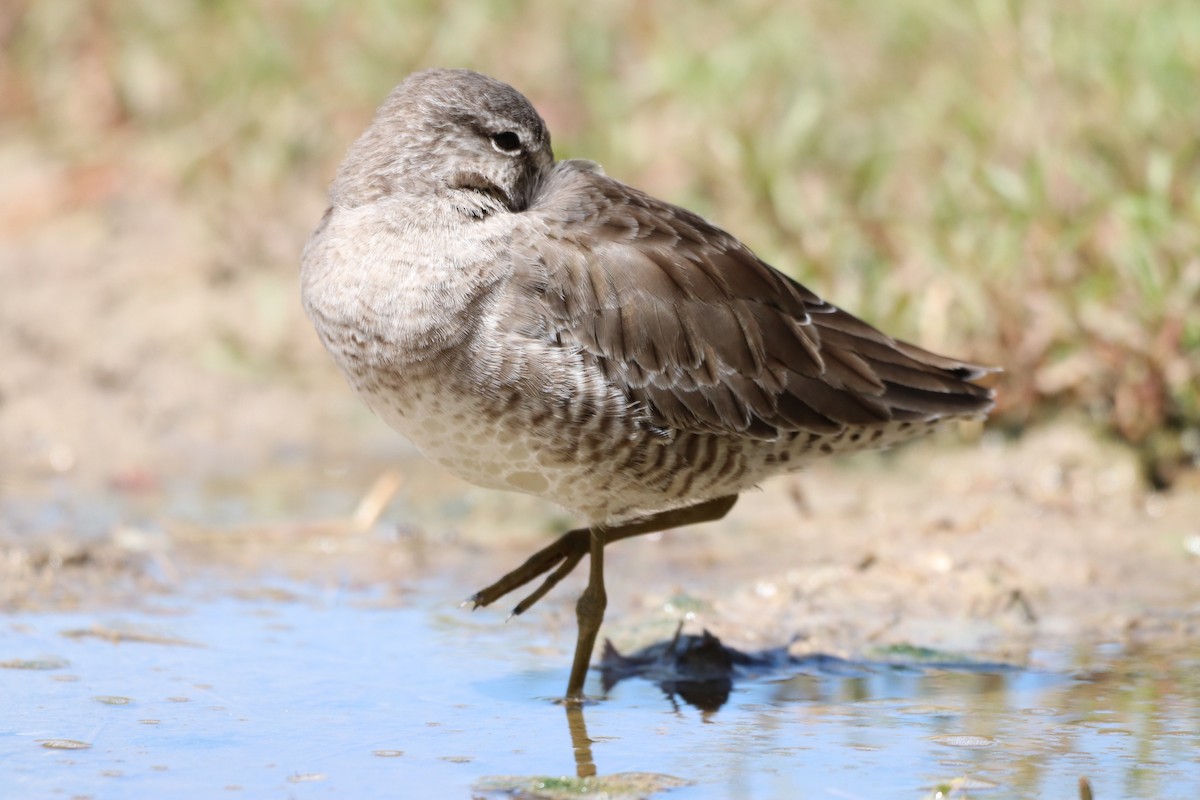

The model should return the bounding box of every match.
[503,161,994,439]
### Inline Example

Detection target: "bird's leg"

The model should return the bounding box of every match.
[565,528,608,700]
[467,528,589,611]
[468,495,738,617]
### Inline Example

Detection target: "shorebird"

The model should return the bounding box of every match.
[301,68,994,700]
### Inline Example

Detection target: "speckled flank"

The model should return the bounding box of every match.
[316,315,965,526]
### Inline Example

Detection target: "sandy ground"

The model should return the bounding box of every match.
[4,415,1198,669]
[459,423,1200,665]
[2,136,1198,664]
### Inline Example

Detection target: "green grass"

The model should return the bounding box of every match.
[3,0,1198,483]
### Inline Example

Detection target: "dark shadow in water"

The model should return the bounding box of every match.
[597,624,1016,716]
[598,627,750,713]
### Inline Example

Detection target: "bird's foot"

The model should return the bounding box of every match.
[467,528,590,616]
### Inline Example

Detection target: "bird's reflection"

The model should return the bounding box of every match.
[556,703,689,795]
[564,703,596,778]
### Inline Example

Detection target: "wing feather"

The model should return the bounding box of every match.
[502,162,994,438]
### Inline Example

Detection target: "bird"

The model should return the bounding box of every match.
[301,68,995,701]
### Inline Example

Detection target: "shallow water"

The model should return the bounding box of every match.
[4,447,1200,798]
[3,574,1198,799]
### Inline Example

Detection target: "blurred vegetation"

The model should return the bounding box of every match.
[2,0,1197,485]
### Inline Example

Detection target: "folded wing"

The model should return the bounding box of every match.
[503,161,994,440]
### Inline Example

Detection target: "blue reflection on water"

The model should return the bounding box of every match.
[2,582,1198,799]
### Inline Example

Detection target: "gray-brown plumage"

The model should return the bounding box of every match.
[301,68,995,700]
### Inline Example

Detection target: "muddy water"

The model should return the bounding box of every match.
[3,577,1198,799]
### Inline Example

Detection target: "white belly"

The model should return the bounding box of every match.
[363,382,573,501]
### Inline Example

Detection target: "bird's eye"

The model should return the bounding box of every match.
[490,131,522,154]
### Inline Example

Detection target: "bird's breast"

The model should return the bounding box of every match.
[357,358,598,502]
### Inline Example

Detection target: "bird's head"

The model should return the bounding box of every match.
[332,68,554,217]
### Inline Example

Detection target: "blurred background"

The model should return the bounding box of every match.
[2,0,1198,489]
[3,8,1199,795]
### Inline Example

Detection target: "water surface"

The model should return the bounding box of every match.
[4,575,1198,799]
